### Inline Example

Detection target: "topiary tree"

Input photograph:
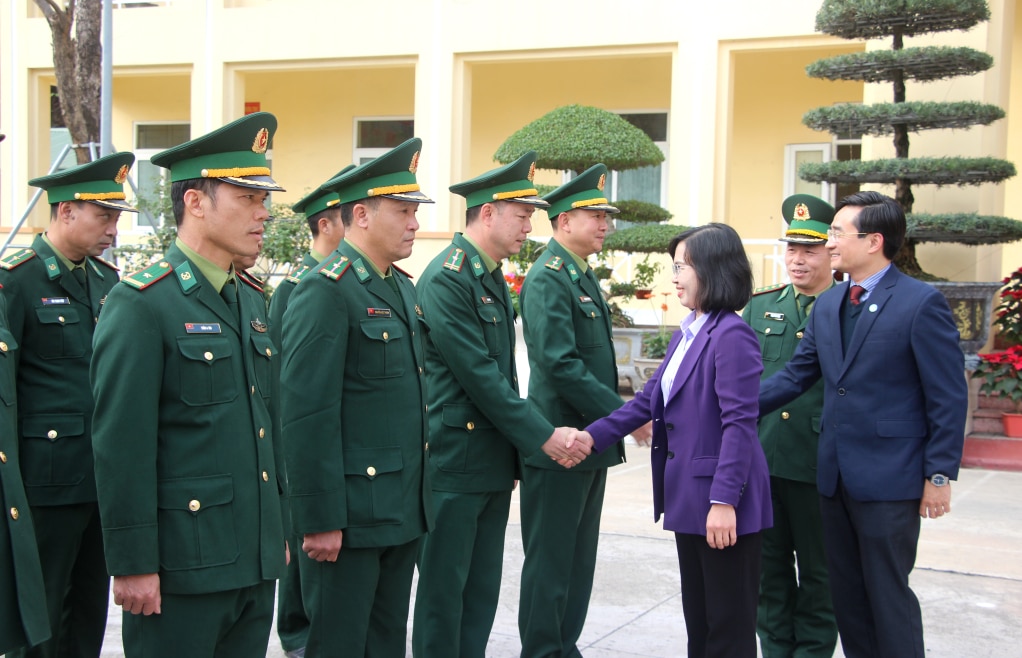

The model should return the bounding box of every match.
[799,0,1020,280]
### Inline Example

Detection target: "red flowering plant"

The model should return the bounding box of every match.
[993,267,1022,346]
[972,344,1022,413]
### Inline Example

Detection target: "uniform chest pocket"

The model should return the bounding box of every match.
[249,333,274,399]
[751,318,788,362]
[34,306,85,359]
[357,320,406,379]
[0,329,17,407]
[476,303,505,356]
[575,299,605,348]
[176,337,239,406]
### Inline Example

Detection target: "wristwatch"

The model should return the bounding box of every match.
[928,473,949,487]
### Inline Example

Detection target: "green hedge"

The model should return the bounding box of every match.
[799,157,1016,186]
[816,0,990,39]
[802,100,1003,136]
[603,223,687,254]
[613,199,673,224]
[907,213,1022,245]
[805,46,992,83]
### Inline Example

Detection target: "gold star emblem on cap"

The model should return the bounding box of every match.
[115,164,129,184]
[409,151,420,174]
[597,174,606,192]
[794,203,810,220]
[252,128,269,154]
[527,161,536,182]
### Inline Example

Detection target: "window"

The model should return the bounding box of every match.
[784,136,862,206]
[134,123,190,230]
[602,112,668,208]
[353,118,414,165]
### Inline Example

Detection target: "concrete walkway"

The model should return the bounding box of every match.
[97,452,1022,657]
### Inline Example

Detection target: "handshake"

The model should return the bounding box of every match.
[543,427,595,469]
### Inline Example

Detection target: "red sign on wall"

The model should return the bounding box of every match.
[244,102,261,115]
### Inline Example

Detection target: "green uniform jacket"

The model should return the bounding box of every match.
[91,243,285,595]
[742,283,828,483]
[417,233,555,493]
[280,242,432,549]
[268,253,318,352]
[519,240,626,470]
[0,235,117,507]
[0,294,50,653]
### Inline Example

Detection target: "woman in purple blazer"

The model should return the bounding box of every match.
[583,223,771,657]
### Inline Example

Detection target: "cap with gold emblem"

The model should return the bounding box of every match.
[326,137,433,204]
[28,151,139,212]
[292,164,357,217]
[449,150,549,209]
[779,194,835,244]
[150,111,285,192]
[542,163,619,217]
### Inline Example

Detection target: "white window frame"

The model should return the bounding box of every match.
[131,121,190,233]
[352,116,415,165]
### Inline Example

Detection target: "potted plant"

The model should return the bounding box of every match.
[632,257,662,300]
[971,345,1022,437]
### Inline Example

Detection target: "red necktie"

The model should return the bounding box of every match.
[849,285,866,306]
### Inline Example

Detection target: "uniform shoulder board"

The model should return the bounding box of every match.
[442,247,466,272]
[285,264,311,284]
[752,283,787,297]
[391,263,413,280]
[93,255,120,272]
[319,254,351,281]
[544,255,565,271]
[237,270,264,293]
[0,248,36,271]
[123,260,173,290]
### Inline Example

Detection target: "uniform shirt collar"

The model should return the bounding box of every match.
[42,232,81,271]
[461,233,499,273]
[175,238,233,293]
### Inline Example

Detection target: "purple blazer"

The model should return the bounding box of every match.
[587,310,771,536]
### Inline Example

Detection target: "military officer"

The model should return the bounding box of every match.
[91,112,287,657]
[518,164,655,657]
[743,194,839,657]
[1,152,137,658]
[280,138,434,657]
[269,164,350,658]
[0,292,51,655]
[412,151,591,658]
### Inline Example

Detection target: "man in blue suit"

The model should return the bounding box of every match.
[759,191,968,658]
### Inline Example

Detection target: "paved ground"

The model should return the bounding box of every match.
[97,453,1022,657]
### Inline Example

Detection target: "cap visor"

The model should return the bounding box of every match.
[91,199,139,212]
[381,190,435,204]
[779,235,827,245]
[219,175,286,193]
[585,202,620,214]
[506,195,550,209]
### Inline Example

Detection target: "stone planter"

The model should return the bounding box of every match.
[930,281,1001,356]
[612,326,659,393]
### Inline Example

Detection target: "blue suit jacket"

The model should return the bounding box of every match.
[587,310,771,536]
[759,266,968,501]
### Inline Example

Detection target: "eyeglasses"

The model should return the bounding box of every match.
[826,229,869,241]
[671,262,689,275]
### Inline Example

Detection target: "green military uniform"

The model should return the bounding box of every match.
[2,152,137,658]
[280,140,433,657]
[91,113,287,658]
[413,152,559,658]
[518,165,627,657]
[743,194,838,657]
[0,292,51,654]
[270,164,352,656]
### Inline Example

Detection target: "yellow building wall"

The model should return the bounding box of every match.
[998,0,1022,277]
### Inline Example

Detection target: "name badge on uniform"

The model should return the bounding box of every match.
[367,308,392,318]
[764,312,785,321]
[480,296,495,305]
[185,323,222,334]
[41,297,70,305]
[579,295,593,303]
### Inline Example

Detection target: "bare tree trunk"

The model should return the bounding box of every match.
[34,0,102,165]
[889,26,924,276]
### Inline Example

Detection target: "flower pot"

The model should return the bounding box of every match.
[635,289,653,300]
[1002,413,1022,438]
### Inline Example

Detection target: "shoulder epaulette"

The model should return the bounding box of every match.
[237,270,264,293]
[544,255,564,271]
[319,255,351,281]
[752,283,787,297]
[92,256,120,272]
[285,264,312,284]
[442,247,466,272]
[392,263,413,280]
[123,260,173,290]
[0,248,36,271]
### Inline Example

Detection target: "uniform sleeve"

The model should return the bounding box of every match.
[90,285,163,576]
[279,278,349,534]
[419,272,554,457]
[521,268,623,422]
[759,308,823,415]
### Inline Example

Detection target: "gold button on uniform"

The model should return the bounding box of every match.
[250,386,256,395]
[764,327,772,334]
[0,451,6,463]
[367,466,377,477]
[47,429,58,439]
[265,348,272,357]
[781,411,790,420]
[382,331,389,341]
[188,499,201,512]
[0,341,7,352]
[258,427,265,439]
[204,351,213,361]
[58,315,65,323]
[466,421,475,431]
[424,443,429,452]
[796,331,804,339]
[10,507,18,520]
[261,471,269,482]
